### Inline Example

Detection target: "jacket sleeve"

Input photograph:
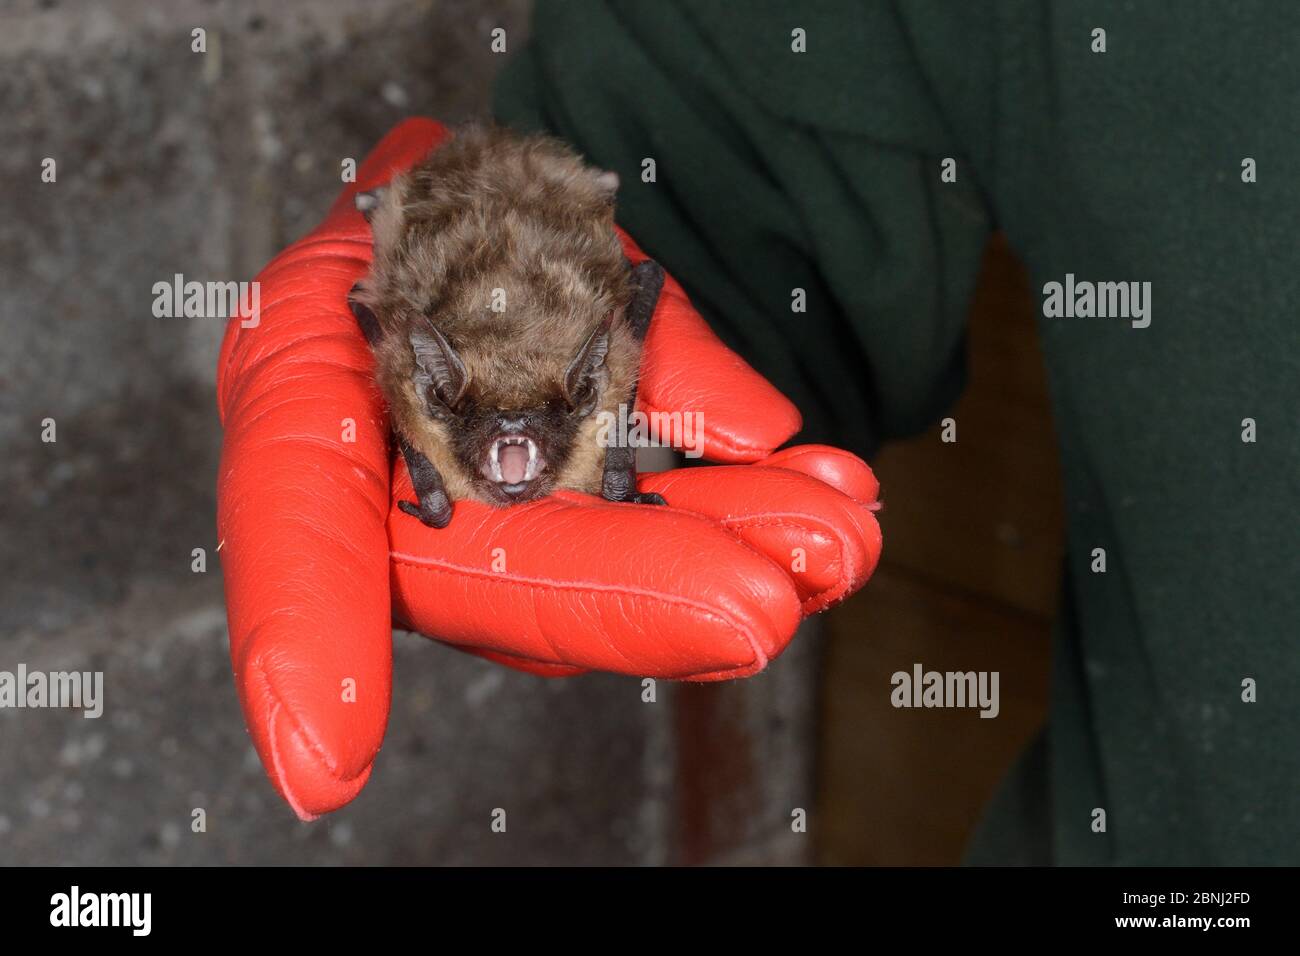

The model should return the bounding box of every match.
[494,0,997,457]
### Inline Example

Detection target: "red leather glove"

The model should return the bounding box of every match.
[217,118,882,819]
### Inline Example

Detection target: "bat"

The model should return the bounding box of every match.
[347,124,668,528]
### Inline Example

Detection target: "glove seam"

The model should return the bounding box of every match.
[389,551,766,672]
[638,473,870,610]
[262,691,319,823]
[250,657,374,789]
[721,513,860,611]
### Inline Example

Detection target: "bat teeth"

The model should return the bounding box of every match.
[488,436,544,486]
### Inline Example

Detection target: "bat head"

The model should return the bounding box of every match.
[352,124,640,506]
[406,312,617,504]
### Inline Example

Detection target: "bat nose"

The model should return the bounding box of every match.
[496,415,529,434]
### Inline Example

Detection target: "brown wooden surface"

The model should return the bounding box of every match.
[816,235,1063,865]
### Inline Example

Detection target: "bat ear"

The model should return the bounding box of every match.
[562,314,613,410]
[354,186,387,222]
[410,323,469,410]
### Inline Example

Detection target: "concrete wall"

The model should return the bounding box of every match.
[0,0,820,865]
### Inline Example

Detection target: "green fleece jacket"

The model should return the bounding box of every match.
[495,0,1300,865]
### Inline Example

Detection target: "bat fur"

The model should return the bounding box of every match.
[348,124,666,527]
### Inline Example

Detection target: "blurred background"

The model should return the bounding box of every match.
[0,0,1061,864]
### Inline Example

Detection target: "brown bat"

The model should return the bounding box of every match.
[347,124,667,528]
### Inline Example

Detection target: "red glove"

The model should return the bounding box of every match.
[217,118,882,819]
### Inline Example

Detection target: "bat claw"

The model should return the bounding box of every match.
[399,495,452,528]
[601,468,666,507]
[396,437,452,528]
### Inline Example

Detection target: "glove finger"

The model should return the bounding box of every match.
[758,444,881,507]
[217,246,393,819]
[388,465,803,681]
[217,118,454,818]
[616,228,802,463]
[638,463,883,614]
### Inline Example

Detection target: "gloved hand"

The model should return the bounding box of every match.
[217,118,882,819]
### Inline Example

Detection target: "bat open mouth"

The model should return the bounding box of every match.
[485,436,546,497]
